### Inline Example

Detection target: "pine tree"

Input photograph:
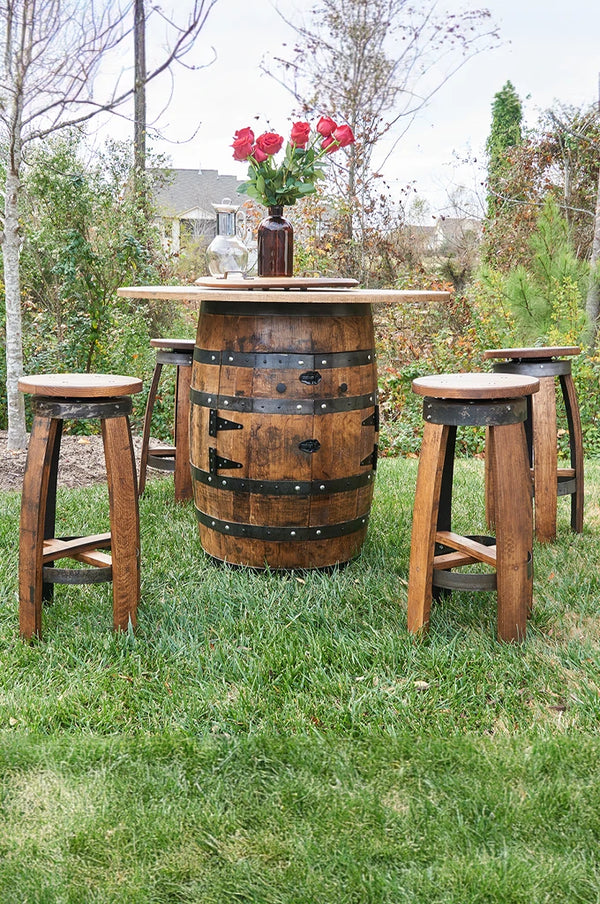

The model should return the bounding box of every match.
[486,80,523,217]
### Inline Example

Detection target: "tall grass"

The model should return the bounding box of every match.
[1,459,599,902]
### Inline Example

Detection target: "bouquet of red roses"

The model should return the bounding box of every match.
[231,117,355,208]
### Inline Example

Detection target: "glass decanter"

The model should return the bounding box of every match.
[207,198,248,277]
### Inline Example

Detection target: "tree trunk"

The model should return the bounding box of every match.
[585,168,600,351]
[134,0,146,186]
[3,133,28,450]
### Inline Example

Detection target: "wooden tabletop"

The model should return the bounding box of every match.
[483,346,580,360]
[117,285,451,305]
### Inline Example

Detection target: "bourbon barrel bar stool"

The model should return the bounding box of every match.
[407,372,539,643]
[138,338,194,502]
[18,373,142,640]
[484,346,584,542]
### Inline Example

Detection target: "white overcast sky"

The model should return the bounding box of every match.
[100,0,600,217]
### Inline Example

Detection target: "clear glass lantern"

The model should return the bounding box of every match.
[207,198,248,277]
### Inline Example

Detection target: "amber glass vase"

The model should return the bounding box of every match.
[257,206,293,277]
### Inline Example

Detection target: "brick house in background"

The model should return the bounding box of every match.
[149,168,245,254]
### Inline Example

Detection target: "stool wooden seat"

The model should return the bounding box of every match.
[18,373,143,640]
[139,338,194,502]
[407,372,539,642]
[483,346,583,542]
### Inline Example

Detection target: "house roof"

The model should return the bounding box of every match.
[149,168,245,219]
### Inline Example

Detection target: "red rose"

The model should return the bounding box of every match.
[251,145,269,163]
[332,124,355,147]
[321,135,337,153]
[234,127,254,144]
[231,126,255,161]
[316,116,337,137]
[255,131,284,156]
[290,121,311,148]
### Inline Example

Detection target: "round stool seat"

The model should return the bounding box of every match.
[150,338,196,351]
[483,346,580,361]
[412,372,540,400]
[18,373,143,398]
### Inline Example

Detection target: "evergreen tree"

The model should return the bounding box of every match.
[486,80,523,217]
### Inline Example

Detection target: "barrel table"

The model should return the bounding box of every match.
[118,279,449,569]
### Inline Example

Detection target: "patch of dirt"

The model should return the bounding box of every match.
[0,430,165,493]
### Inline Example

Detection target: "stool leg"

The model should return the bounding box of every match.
[407,422,449,633]
[531,376,557,543]
[19,416,61,640]
[138,361,162,496]
[433,425,456,602]
[490,421,533,642]
[42,420,62,605]
[102,416,140,632]
[484,426,495,529]
[560,372,584,533]
[173,360,192,502]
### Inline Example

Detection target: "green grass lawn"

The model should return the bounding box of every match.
[1,458,599,902]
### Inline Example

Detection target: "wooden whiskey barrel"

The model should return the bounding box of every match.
[190,299,379,569]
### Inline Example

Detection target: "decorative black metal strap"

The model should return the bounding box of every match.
[360,444,378,470]
[493,360,571,378]
[194,347,376,369]
[196,508,369,541]
[422,396,528,427]
[200,301,368,317]
[557,475,577,496]
[362,405,380,430]
[43,534,113,584]
[33,397,133,420]
[191,464,375,496]
[190,388,377,415]
[209,447,242,473]
[156,349,194,366]
[208,409,243,436]
[147,454,175,472]
[43,564,113,584]
[433,534,497,592]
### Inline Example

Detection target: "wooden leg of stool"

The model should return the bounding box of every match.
[42,420,62,605]
[173,361,192,502]
[138,362,162,496]
[407,422,449,633]
[561,372,584,533]
[491,421,533,642]
[102,416,140,632]
[19,416,61,640]
[484,426,496,529]
[531,376,557,542]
